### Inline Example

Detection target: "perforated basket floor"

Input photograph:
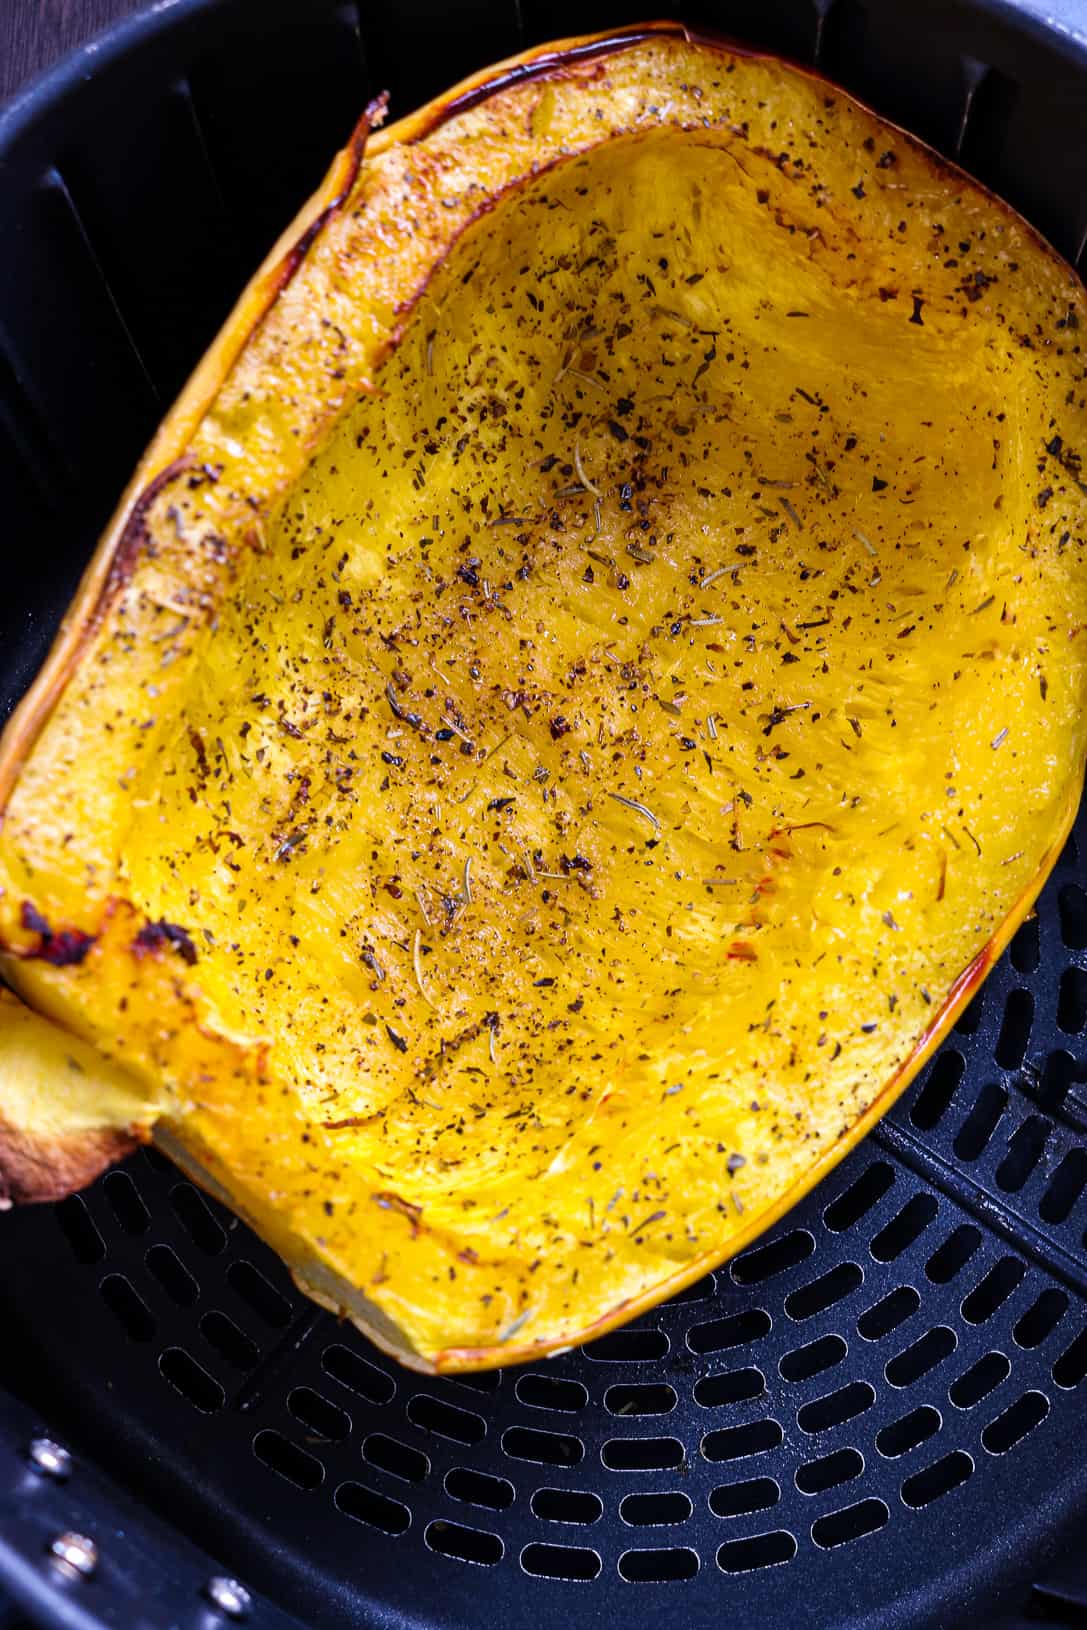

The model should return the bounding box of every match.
[1,2,1087,1628]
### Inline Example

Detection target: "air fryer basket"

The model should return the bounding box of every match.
[1,1,1086,1626]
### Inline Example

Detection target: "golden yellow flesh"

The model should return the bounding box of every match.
[1,35,1085,1368]
[0,988,160,1205]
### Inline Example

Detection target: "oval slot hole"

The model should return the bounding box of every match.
[784,1263,863,1320]
[875,1405,941,1459]
[159,1346,223,1413]
[687,1309,771,1355]
[252,1429,323,1489]
[99,1273,154,1342]
[857,1285,920,1342]
[425,1520,502,1566]
[530,1487,602,1525]
[910,1052,964,1132]
[335,1479,410,1535]
[797,1381,875,1434]
[363,1432,428,1484]
[322,1343,396,1405]
[445,1467,514,1511]
[961,1258,1025,1325]
[502,1426,584,1467]
[702,1419,783,1463]
[605,1383,677,1417]
[982,1390,1050,1454]
[620,1491,692,1527]
[407,1393,486,1446]
[522,1543,601,1581]
[288,1385,351,1441]
[716,1530,796,1572]
[516,1374,588,1412]
[869,1195,938,1263]
[949,1350,1011,1409]
[146,1244,198,1307]
[779,1335,847,1384]
[602,1437,684,1472]
[200,1310,259,1371]
[228,1260,292,1328]
[694,1367,766,1409]
[812,1499,889,1549]
[618,1547,699,1583]
[901,1449,973,1508]
[795,1448,864,1495]
[731,1229,815,1284]
[823,1162,895,1231]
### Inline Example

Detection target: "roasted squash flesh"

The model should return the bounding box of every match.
[1,29,1085,1369]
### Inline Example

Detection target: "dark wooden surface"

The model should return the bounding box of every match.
[2,0,148,104]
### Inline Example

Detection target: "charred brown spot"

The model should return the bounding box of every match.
[133,919,198,966]
[374,1190,423,1235]
[19,902,95,967]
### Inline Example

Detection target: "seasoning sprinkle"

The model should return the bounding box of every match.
[779,497,803,531]
[386,682,424,731]
[412,928,436,1008]
[442,712,474,747]
[499,1307,535,1343]
[701,563,744,587]
[608,792,661,831]
[567,366,606,392]
[806,452,832,491]
[573,438,602,498]
[651,304,695,329]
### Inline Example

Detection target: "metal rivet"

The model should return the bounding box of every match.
[204,1577,251,1619]
[49,1532,98,1578]
[28,1437,71,1480]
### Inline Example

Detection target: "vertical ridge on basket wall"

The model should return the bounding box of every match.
[187,2,370,270]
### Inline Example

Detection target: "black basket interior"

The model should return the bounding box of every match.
[1,2,1087,1627]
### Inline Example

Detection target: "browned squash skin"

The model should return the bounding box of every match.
[0,25,1085,1371]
